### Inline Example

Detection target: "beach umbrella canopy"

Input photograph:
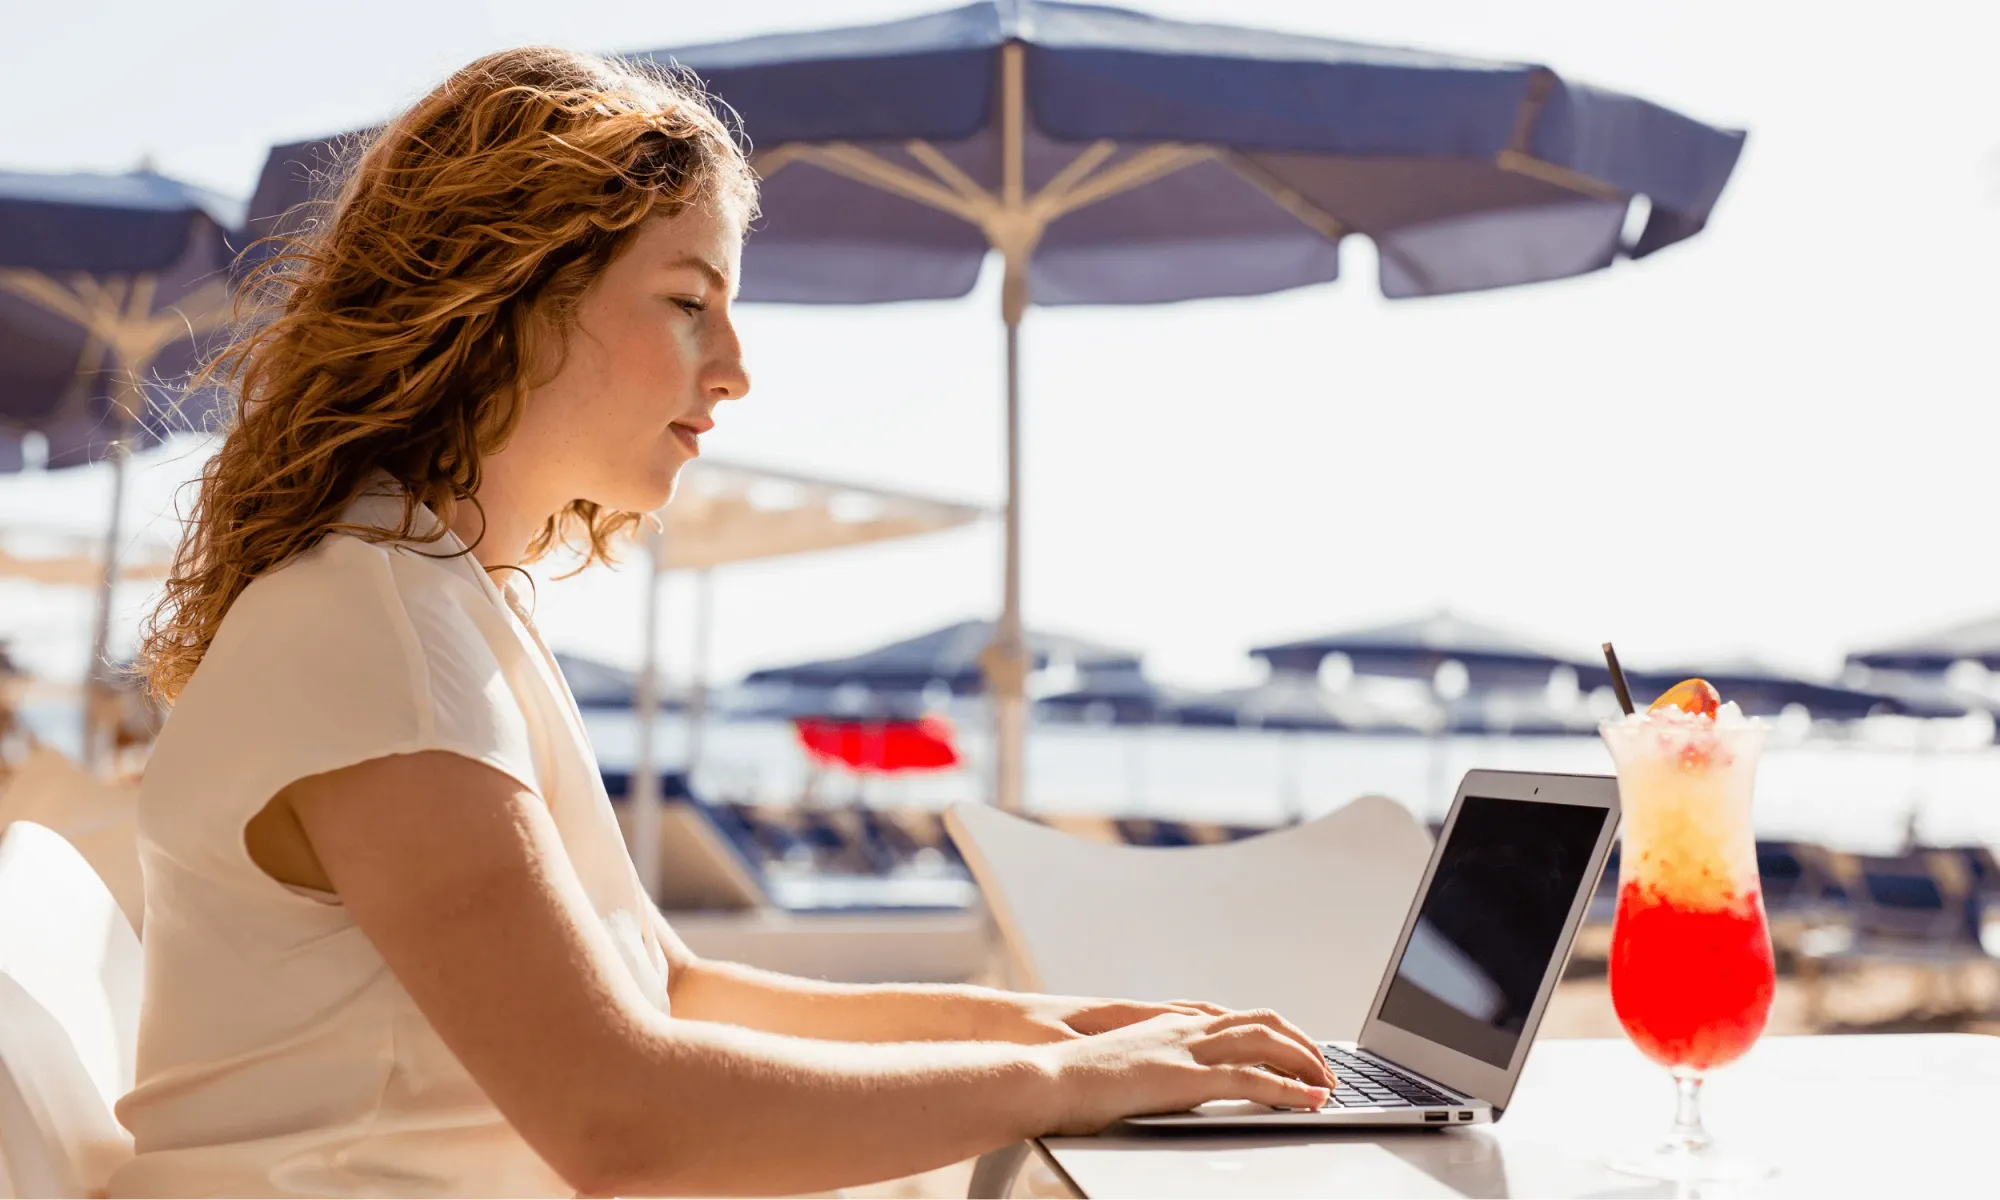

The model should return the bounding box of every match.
[744,617,1139,699]
[246,0,1746,811]
[1253,609,1585,690]
[1441,690,1597,737]
[1847,615,2000,675]
[1573,660,1942,721]
[0,169,240,767]
[654,459,987,569]
[0,528,172,588]
[552,651,694,712]
[1171,672,1434,735]
[1036,663,1171,725]
[0,169,239,467]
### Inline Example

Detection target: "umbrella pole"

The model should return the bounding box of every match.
[687,567,713,779]
[985,40,1032,815]
[84,431,130,773]
[84,278,158,777]
[992,299,1028,814]
[631,530,664,903]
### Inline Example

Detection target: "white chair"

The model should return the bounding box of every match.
[0,748,142,936]
[0,821,141,1198]
[945,795,1433,1040]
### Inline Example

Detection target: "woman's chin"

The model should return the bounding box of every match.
[584,455,688,516]
[629,462,687,514]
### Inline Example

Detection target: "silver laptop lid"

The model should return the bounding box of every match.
[1357,769,1619,1116]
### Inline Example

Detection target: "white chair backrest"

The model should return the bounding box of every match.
[0,821,141,1114]
[0,972,133,1198]
[947,796,1433,1041]
[0,749,142,935]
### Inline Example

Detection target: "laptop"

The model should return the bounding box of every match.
[1125,768,1619,1128]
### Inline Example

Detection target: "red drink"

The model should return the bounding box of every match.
[1609,882,1775,1070]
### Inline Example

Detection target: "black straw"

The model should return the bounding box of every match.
[1601,642,1636,715]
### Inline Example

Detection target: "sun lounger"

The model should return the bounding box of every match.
[603,773,989,983]
[1113,818,1197,848]
[1035,814,1121,843]
[1798,849,1998,1021]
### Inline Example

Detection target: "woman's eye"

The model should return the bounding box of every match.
[672,297,707,316]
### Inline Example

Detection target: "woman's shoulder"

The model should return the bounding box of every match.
[220,526,486,653]
[152,524,538,813]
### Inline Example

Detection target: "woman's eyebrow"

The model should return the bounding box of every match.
[662,252,734,297]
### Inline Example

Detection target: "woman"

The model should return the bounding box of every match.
[117,47,1332,1198]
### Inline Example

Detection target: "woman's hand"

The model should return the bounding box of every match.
[972,992,1323,1065]
[971,992,1224,1044]
[1035,1009,1338,1135]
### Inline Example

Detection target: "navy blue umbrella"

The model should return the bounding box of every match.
[1847,616,2000,675]
[0,168,241,764]
[0,169,240,466]
[550,650,693,712]
[743,617,1138,700]
[1170,673,1428,735]
[247,0,1745,809]
[1572,661,1942,721]
[1036,661,1169,725]
[1252,609,1585,690]
[655,1,1742,811]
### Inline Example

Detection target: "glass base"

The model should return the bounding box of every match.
[1610,1069,1775,1188]
[1609,1141,1775,1186]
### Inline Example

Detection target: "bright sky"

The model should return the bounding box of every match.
[3,0,1997,692]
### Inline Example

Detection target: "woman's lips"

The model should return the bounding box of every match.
[670,423,701,455]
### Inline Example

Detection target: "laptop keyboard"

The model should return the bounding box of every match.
[1318,1045,1455,1108]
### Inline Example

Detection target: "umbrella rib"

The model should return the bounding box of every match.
[1494,150,1623,203]
[1026,140,1120,217]
[903,140,996,208]
[140,279,235,353]
[1035,144,1217,222]
[1497,69,1624,204]
[750,143,808,178]
[779,142,994,226]
[1220,152,1346,242]
[0,269,98,330]
[1220,152,1444,293]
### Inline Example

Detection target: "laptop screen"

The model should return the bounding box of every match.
[1373,794,1611,1068]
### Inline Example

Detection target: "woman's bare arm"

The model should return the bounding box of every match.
[286,752,1333,1196]
[654,930,1017,1042]
[655,935,1326,1058]
[284,752,1057,1195]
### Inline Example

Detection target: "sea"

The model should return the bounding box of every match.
[579,708,2000,855]
[21,700,1998,855]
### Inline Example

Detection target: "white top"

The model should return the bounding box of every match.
[1037,1034,2000,1198]
[111,482,670,1198]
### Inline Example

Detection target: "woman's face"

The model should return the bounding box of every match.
[512,198,750,516]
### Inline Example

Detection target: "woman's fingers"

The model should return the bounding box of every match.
[1066,1000,1207,1036]
[1166,999,1230,1016]
[1199,1009,1333,1086]
[1213,1064,1330,1112]
[1192,1024,1335,1090]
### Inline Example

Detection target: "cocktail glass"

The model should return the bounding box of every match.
[1600,712,1776,1183]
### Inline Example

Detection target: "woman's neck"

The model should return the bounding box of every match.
[445,470,558,574]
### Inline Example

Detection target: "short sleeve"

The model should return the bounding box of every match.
[142,534,540,887]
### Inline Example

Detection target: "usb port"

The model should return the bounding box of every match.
[1457,1112,1474,1122]
[1424,1112,1449,1123]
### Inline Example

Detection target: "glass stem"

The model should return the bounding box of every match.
[1667,1068,1712,1153]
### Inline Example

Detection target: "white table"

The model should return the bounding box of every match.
[1009,1035,2000,1198]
